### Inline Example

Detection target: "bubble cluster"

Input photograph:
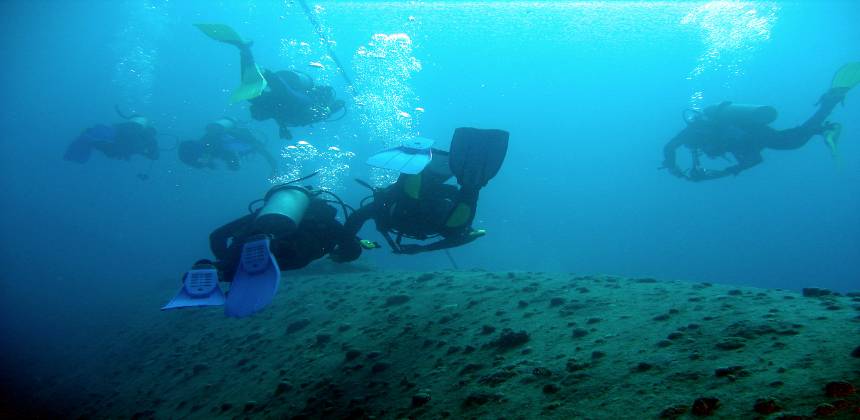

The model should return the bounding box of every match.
[272,139,356,192]
[682,1,779,108]
[269,2,356,189]
[278,2,338,86]
[352,32,423,186]
[111,0,170,106]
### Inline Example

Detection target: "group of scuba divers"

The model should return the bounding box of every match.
[64,23,860,318]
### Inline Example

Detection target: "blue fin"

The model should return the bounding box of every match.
[225,237,281,318]
[366,137,434,174]
[161,268,226,310]
[64,125,116,163]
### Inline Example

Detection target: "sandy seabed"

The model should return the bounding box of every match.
[9,269,860,419]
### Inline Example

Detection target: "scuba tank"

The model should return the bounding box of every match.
[206,117,237,134]
[702,102,778,127]
[253,185,312,237]
[128,116,151,128]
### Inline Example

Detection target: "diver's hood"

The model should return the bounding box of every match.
[212,117,236,129]
[129,116,150,127]
[207,117,237,133]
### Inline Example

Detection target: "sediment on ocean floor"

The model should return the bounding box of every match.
[27,271,860,419]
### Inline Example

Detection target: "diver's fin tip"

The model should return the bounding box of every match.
[223,238,281,318]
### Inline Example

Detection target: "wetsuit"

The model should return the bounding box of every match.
[663,90,844,181]
[345,155,482,254]
[239,45,344,139]
[209,199,361,280]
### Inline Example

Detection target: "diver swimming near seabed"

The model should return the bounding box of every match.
[178,117,279,176]
[662,62,860,182]
[64,107,160,163]
[162,174,367,318]
[194,23,346,140]
[345,127,510,255]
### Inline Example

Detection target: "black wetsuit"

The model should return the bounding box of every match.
[345,162,481,254]
[209,199,361,280]
[663,90,843,181]
[239,46,343,139]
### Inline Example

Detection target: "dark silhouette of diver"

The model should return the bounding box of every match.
[662,62,860,182]
[345,128,509,255]
[195,23,345,140]
[178,117,278,176]
[64,110,159,163]
[163,176,364,318]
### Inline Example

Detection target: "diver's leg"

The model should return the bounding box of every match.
[238,44,257,76]
[800,88,844,132]
[765,91,843,151]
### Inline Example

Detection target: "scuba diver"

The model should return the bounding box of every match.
[345,127,509,255]
[194,23,346,140]
[162,174,367,318]
[662,62,860,182]
[178,117,279,175]
[64,108,159,163]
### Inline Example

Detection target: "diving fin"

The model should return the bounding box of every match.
[224,237,281,318]
[194,23,246,46]
[232,65,268,103]
[366,137,434,174]
[162,265,226,310]
[195,23,267,102]
[823,122,843,163]
[831,62,860,92]
[448,127,509,189]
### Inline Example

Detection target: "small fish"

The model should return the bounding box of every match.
[309,61,325,69]
[414,107,425,112]
[397,111,411,118]
[328,146,341,152]
[297,140,311,145]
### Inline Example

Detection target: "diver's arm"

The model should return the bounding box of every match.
[329,223,363,263]
[209,214,255,260]
[662,131,689,178]
[343,202,377,237]
[690,151,762,182]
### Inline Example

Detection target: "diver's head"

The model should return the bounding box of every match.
[178,140,208,168]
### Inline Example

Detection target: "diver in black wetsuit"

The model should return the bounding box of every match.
[345,128,509,255]
[662,63,860,182]
[204,183,362,281]
[196,23,345,140]
[662,93,843,182]
[178,117,278,175]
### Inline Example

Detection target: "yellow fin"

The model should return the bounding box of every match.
[832,62,860,91]
[231,64,267,102]
[823,123,843,167]
[194,23,244,44]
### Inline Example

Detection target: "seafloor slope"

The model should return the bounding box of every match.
[30,270,860,418]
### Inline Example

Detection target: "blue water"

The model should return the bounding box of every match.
[0,0,858,412]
